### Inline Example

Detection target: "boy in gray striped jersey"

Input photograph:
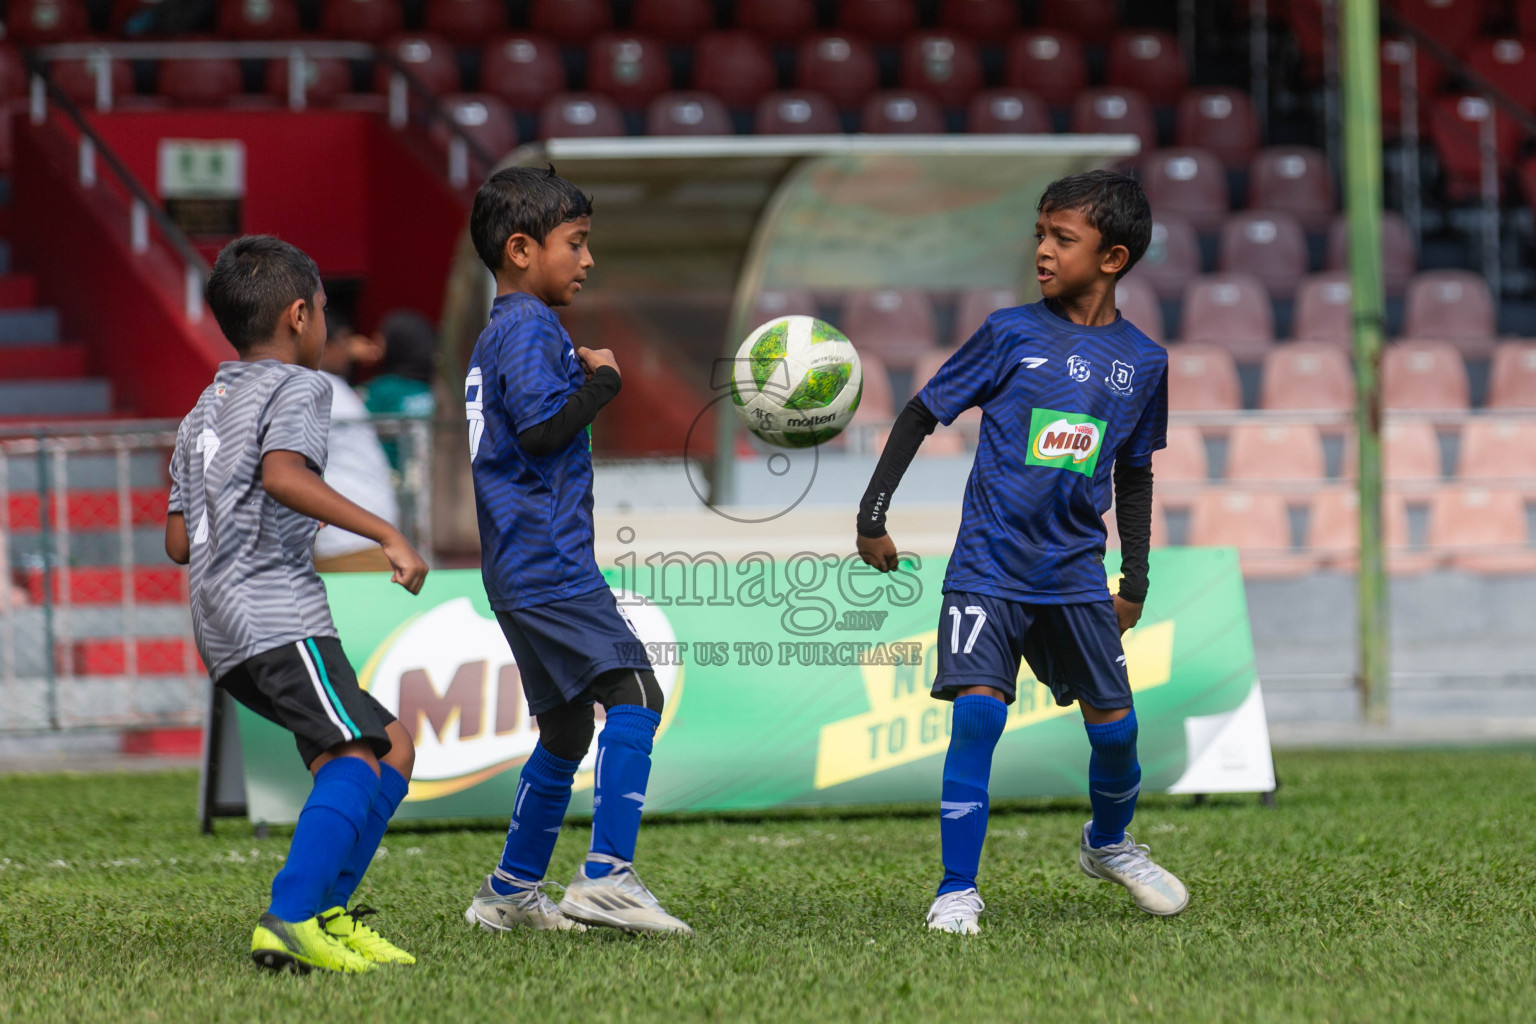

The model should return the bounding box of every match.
[165,236,429,974]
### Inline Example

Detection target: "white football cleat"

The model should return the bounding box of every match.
[557,853,693,935]
[464,872,588,932]
[1078,821,1190,917]
[926,888,984,934]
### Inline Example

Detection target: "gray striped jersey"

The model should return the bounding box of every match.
[168,359,338,680]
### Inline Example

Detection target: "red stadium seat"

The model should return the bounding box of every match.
[1227,422,1327,482]
[631,0,715,43]
[939,0,1018,36]
[647,91,732,135]
[376,35,461,95]
[1106,30,1187,107]
[1391,0,1487,57]
[159,59,244,105]
[1382,420,1442,484]
[851,350,896,424]
[899,33,982,108]
[1218,210,1308,299]
[1308,489,1416,571]
[1004,31,1087,109]
[322,0,403,41]
[1488,342,1536,409]
[1037,0,1118,44]
[1071,88,1156,153]
[842,290,938,371]
[53,57,136,107]
[220,0,301,39]
[1402,270,1496,358]
[1175,88,1259,169]
[264,57,352,106]
[1164,343,1241,411]
[1325,211,1416,296]
[1259,341,1354,412]
[1292,273,1353,345]
[1431,94,1520,201]
[6,0,89,44]
[797,35,879,109]
[481,35,567,111]
[434,94,518,159]
[860,90,945,133]
[754,90,841,134]
[838,0,919,43]
[1248,147,1334,233]
[1142,147,1229,233]
[1379,37,1442,135]
[966,89,1049,133]
[1428,486,1536,574]
[1465,37,1536,111]
[1382,340,1470,411]
[529,0,612,42]
[736,0,816,42]
[1116,275,1163,342]
[425,0,508,46]
[1180,273,1274,363]
[952,287,1016,346]
[539,91,626,138]
[1132,212,1201,300]
[694,31,775,109]
[1460,418,1536,485]
[1153,424,1209,483]
[1189,490,1308,577]
[587,34,670,109]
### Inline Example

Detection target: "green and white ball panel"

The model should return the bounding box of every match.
[732,315,863,448]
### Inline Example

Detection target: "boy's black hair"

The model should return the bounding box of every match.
[470,165,594,274]
[378,310,437,382]
[204,235,322,352]
[1037,170,1152,279]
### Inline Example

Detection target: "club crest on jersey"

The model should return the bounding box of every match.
[1025,408,1107,477]
[1105,360,1136,396]
[1066,354,1092,382]
[215,383,227,397]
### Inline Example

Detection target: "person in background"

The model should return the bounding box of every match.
[361,311,438,472]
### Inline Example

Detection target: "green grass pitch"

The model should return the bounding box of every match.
[1,749,1533,1023]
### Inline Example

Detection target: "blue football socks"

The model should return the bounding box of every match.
[1085,709,1142,848]
[491,742,581,892]
[268,755,379,923]
[323,761,409,909]
[937,694,1008,896]
[586,704,660,878]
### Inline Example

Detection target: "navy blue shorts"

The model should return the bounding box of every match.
[494,585,654,716]
[931,591,1133,711]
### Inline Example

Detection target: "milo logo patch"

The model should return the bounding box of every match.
[1025,408,1108,476]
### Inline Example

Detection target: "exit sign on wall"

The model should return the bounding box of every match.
[157,139,245,237]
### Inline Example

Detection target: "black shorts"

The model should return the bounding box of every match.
[217,636,395,767]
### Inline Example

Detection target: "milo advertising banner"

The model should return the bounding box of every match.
[231,548,1275,824]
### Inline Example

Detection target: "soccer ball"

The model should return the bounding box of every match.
[730,315,863,448]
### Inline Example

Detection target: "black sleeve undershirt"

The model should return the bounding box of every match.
[856,396,939,538]
[1113,460,1153,604]
[516,366,622,457]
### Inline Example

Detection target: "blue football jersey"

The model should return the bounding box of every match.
[916,299,1168,604]
[465,292,607,611]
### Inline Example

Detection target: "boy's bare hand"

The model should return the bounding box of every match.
[577,347,619,379]
[1114,594,1143,634]
[383,531,429,595]
[857,533,900,573]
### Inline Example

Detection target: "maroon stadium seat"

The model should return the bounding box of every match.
[375,35,461,95]
[1402,270,1496,357]
[1465,37,1536,111]
[1180,273,1274,362]
[1004,31,1087,109]
[435,94,518,159]
[322,0,403,41]
[159,59,244,105]
[1189,490,1308,578]
[1142,147,1229,233]
[1325,211,1416,295]
[1071,88,1156,153]
[1176,88,1259,169]
[1488,342,1536,409]
[1292,272,1353,345]
[1260,341,1354,412]
[530,0,612,42]
[694,31,775,109]
[1164,342,1241,411]
[1106,30,1187,107]
[587,34,670,109]
[425,0,508,46]
[264,57,352,106]
[1036,0,1118,44]
[6,0,89,44]
[899,32,982,108]
[952,287,1016,346]
[938,0,1018,36]
[754,91,841,134]
[1218,210,1308,299]
[539,92,626,138]
[0,44,26,100]
[737,0,816,42]
[1382,340,1471,411]
[1248,147,1334,232]
[966,89,1049,133]
[1392,0,1486,57]
[482,35,566,111]
[220,0,301,39]
[797,35,879,109]
[860,90,945,133]
[1431,94,1520,201]
[838,0,919,43]
[631,0,715,43]
[1116,275,1164,342]
[53,57,136,106]
[647,91,732,135]
[1133,212,1201,300]
[842,290,938,371]
[1379,37,1442,135]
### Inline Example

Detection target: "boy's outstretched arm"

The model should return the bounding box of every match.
[855,396,939,572]
[261,450,429,594]
[1112,459,1153,633]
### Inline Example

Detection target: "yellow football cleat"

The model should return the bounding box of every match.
[250,912,377,974]
[319,905,417,965]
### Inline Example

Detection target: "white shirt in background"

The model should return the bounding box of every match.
[314,371,402,559]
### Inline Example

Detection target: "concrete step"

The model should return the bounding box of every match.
[0,342,87,379]
[0,275,37,309]
[0,378,112,416]
[0,308,60,345]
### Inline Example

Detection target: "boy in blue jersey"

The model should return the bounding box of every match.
[461,167,691,936]
[855,171,1187,933]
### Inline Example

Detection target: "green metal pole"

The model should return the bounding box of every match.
[1341,0,1390,724]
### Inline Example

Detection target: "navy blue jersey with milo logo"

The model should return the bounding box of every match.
[917,299,1168,605]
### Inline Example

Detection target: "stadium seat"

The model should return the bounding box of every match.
[588,34,670,109]
[1003,31,1087,109]
[694,31,776,109]
[736,0,816,42]
[647,91,733,135]
[482,35,567,111]
[1307,488,1416,572]
[1188,490,1307,577]
[1116,275,1163,342]
[1465,37,1536,111]
[1459,419,1536,485]
[539,92,626,138]
[1142,148,1229,233]
[939,0,1019,36]
[1390,0,1486,57]
[53,57,136,107]
[632,0,715,43]
[159,59,244,105]
[435,94,517,158]
[1164,342,1241,412]
[797,35,879,110]
[1488,342,1536,408]
[322,0,404,41]
[1325,211,1416,296]
[952,287,1016,346]
[1179,273,1274,363]
[1175,88,1260,169]
[1428,486,1536,574]
[842,290,938,371]
[1218,210,1308,299]
[860,91,945,133]
[1259,341,1354,412]
[425,0,508,46]
[1431,94,1520,201]
[1152,424,1209,483]
[1071,88,1156,153]
[1402,270,1497,358]
[1036,0,1118,44]
[1227,422,1327,482]
[220,0,301,39]
[1382,340,1470,411]
[529,0,612,42]
[1248,147,1334,232]
[1132,213,1201,300]
[1106,30,1187,107]
[851,350,896,424]
[6,0,89,44]
[753,289,817,322]
[1380,419,1443,484]
[375,35,461,96]
[754,91,841,134]
[1292,273,1352,345]
[838,0,919,42]
[966,89,1049,133]
[1379,37,1442,135]
[264,57,352,106]
[899,33,983,109]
